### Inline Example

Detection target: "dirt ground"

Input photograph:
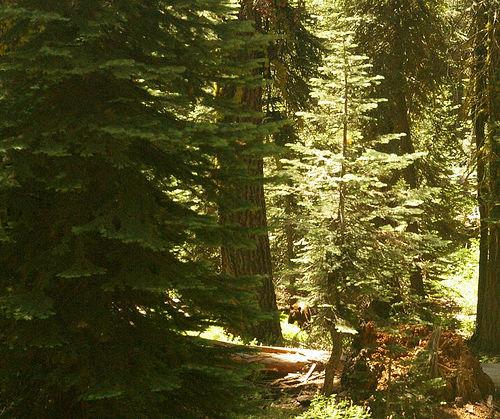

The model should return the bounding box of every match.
[438,402,497,418]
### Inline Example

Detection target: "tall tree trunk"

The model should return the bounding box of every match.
[473,0,499,352]
[220,157,282,344]
[473,0,489,341]
[220,0,282,344]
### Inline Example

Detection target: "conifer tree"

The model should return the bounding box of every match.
[264,2,322,307]
[218,0,282,344]
[282,21,422,394]
[0,1,265,416]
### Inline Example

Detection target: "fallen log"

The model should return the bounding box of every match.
[272,371,324,387]
[232,347,329,374]
[208,339,330,374]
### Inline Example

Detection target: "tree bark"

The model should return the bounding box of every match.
[472,0,499,353]
[219,0,282,345]
[220,157,282,343]
[322,327,343,395]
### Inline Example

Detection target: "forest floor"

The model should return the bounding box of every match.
[237,321,500,418]
[260,394,497,419]
[438,403,498,418]
[250,368,498,418]
[239,254,500,418]
[253,353,499,418]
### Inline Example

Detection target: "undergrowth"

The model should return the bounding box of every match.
[297,396,371,419]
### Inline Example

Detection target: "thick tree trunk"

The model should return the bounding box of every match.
[473,0,499,353]
[475,203,488,338]
[478,225,500,352]
[473,0,489,343]
[219,1,282,345]
[220,157,282,344]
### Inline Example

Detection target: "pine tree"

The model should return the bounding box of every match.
[0,1,265,416]
[282,20,422,394]
[218,0,282,344]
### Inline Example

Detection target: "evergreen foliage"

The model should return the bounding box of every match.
[328,0,474,308]
[0,0,494,416]
[280,20,421,337]
[340,0,449,117]
[0,1,266,416]
[254,0,323,309]
[218,0,322,343]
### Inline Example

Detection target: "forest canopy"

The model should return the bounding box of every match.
[0,0,498,418]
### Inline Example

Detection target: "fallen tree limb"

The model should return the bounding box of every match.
[302,363,317,383]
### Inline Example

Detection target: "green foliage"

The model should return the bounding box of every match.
[277,19,420,334]
[236,398,302,419]
[265,0,323,112]
[268,0,475,330]
[440,240,479,336]
[339,0,449,114]
[0,1,268,417]
[0,0,485,416]
[336,0,474,310]
[296,396,371,419]
[280,315,309,346]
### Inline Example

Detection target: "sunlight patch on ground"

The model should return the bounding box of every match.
[190,319,308,347]
[281,317,309,346]
[441,240,479,337]
[196,326,248,344]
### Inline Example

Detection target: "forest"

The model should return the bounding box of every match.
[0,0,498,418]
